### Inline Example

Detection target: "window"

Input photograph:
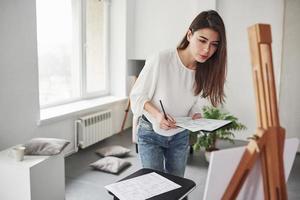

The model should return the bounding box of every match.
[85,0,107,94]
[36,0,109,107]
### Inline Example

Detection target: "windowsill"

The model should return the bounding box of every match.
[38,96,128,126]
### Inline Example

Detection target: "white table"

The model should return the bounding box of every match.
[0,147,65,200]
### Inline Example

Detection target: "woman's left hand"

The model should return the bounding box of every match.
[192,113,202,120]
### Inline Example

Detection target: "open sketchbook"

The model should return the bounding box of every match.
[175,117,231,132]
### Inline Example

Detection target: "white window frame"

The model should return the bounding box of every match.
[81,0,111,99]
[39,0,111,109]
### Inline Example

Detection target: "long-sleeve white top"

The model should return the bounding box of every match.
[130,49,205,136]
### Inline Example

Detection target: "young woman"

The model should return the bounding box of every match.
[130,10,227,177]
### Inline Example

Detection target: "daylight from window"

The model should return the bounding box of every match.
[36,0,80,106]
[86,0,106,93]
[36,0,107,107]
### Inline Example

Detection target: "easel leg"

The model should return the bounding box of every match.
[119,76,137,133]
[119,100,130,133]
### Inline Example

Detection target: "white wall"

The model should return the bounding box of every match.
[0,0,40,148]
[110,0,127,98]
[217,0,284,140]
[279,0,300,146]
[0,0,131,153]
[128,0,216,59]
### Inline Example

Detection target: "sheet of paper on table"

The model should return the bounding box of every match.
[105,172,181,200]
[175,117,232,132]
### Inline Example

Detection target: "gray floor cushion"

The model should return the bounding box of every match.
[90,156,131,174]
[95,145,131,157]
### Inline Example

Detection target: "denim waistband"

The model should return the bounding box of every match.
[141,115,150,123]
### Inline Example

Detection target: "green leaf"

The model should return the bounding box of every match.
[193,106,247,152]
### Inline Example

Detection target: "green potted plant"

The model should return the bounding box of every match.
[192,106,247,161]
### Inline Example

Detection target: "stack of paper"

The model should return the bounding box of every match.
[105,172,181,200]
[175,117,231,132]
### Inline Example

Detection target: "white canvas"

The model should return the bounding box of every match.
[203,138,299,200]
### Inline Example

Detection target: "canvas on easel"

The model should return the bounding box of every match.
[221,23,289,200]
[204,23,296,200]
[203,138,299,200]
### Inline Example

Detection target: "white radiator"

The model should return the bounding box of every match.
[75,110,113,150]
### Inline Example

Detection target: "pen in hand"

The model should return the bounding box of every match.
[159,100,168,120]
[158,100,177,129]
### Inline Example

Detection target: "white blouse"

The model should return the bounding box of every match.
[130,49,205,136]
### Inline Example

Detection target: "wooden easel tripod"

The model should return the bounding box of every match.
[119,76,137,133]
[222,24,287,199]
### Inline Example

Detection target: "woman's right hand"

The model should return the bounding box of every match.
[143,101,177,130]
[156,113,177,130]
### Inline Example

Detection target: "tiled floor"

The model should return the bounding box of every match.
[65,129,300,200]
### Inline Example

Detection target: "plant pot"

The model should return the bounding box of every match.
[204,148,219,162]
[204,151,211,162]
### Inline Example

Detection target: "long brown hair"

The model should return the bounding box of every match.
[178,10,227,106]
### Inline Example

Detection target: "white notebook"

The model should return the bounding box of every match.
[175,117,231,132]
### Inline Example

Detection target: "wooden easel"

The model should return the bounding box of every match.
[119,100,131,133]
[119,76,137,133]
[222,24,287,199]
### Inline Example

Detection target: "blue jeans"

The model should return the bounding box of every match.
[137,116,189,177]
